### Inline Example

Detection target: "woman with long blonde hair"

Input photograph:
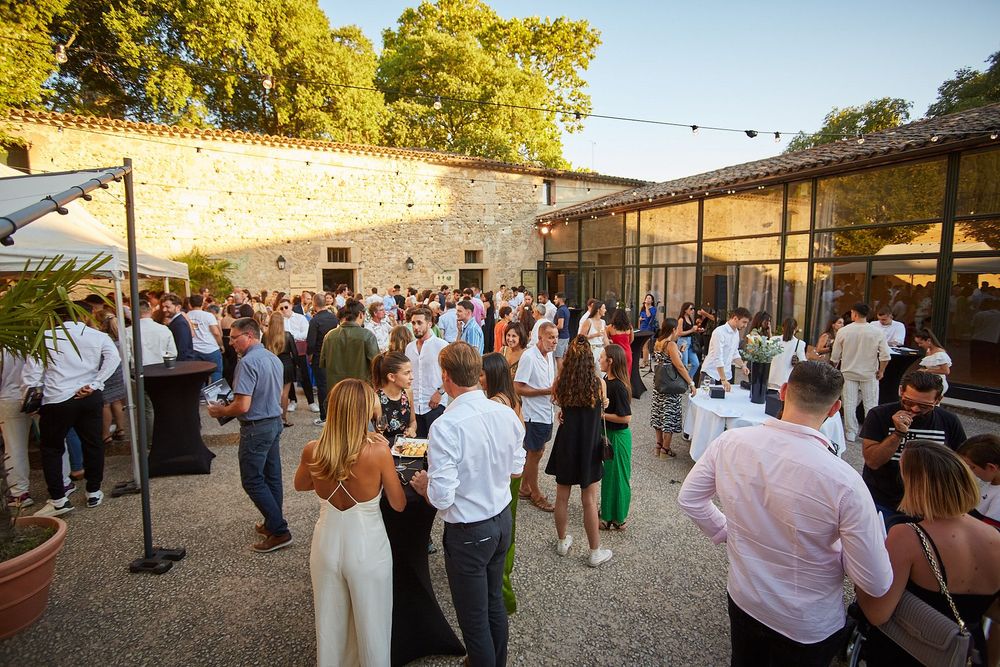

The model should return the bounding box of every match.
[294,379,406,667]
[265,311,295,427]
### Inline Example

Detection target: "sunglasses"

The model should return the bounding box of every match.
[900,395,937,412]
[280,305,290,310]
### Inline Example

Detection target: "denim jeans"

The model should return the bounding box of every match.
[66,427,83,472]
[193,349,223,384]
[677,336,700,378]
[238,417,289,536]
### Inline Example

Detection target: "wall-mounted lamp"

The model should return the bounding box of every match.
[539,226,551,235]
[405,256,415,271]
[276,255,286,271]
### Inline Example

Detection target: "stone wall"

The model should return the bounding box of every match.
[8,112,640,295]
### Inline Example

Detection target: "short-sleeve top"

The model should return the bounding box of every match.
[556,305,571,339]
[513,345,555,425]
[920,350,953,392]
[604,377,632,431]
[233,343,283,422]
[377,388,411,440]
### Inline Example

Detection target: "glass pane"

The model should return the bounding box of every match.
[625,211,639,246]
[957,148,1000,216]
[581,214,623,249]
[665,266,698,321]
[581,248,623,267]
[786,181,812,232]
[641,243,698,265]
[582,268,623,309]
[946,255,1000,389]
[702,236,781,262]
[781,262,808,336]
[545,259,579,308]
[811,262,867,341]
[815,158,946,228]
[703,186,783,238]
[640,202,698,244]
[625,247,638,265]
[785,233,810,259]
[870,260,938,343]
[623,266,637,323]
[546,220,578,253]
[955,220,1000,251]
[701,265,737,317]
[813,224,941,258]
[639,267,665,318]
[739,264,779,318]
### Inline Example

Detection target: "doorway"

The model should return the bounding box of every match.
[458,269,484,290]
[322,268,356,293]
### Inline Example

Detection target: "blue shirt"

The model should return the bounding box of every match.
[460,319,484,354]
[382,294,397,319]
[639,306,658,332]
[233,342,283,422]
[439,309,459,343]
[555,305,571,339]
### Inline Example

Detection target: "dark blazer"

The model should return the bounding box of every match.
[307,309,339,359]
[168,313,195,361]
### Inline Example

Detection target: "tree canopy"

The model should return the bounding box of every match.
[927,50,1000,117]
[784,97,913,153]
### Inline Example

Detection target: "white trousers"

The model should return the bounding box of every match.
[1,397,70,497]
[841,378,879,441]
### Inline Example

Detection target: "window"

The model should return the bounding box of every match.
[640,203,698,245]
[957,148,1000,216]
[945,256,1000,389]
[542,179,555,205]
[786,181,812,232]
[702,236,781,263]
[464,249,482,264]
[815,159,946,229]
[703,186,783,239]
[546,219,578,253]
[812,224,941,258]
[326,247,349,263]
[580,214,623,249]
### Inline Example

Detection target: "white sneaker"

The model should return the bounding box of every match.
[309,402,320,413]
[287,401,297,412]
[87,490,104,508]
[313,418,326,426]
[556,535,573,556]
[588,547,613,567]
[35,498,74,517]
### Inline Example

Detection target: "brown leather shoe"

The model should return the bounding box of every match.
[254,522,272,537]
[251,532,293,553]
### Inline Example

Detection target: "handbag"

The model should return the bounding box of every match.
[600,417,613,461]
[654,355,688,395]
[876,523,977,667]
[21,386,43,414]
[790,339,803,367]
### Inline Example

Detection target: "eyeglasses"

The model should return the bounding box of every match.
[231,332,252,343]
[900,395,937,412]
[280,305,290,310]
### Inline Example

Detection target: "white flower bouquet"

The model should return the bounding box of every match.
[740,328,785,364]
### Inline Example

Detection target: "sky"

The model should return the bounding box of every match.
[318,0,1000,183]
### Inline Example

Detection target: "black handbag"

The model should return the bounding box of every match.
[21,386,43,414]
[600,418,613,461]
[654,357,688,395]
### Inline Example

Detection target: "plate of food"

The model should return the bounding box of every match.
[392,437,429,458]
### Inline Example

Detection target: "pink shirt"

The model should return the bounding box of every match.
[678,418,892,643]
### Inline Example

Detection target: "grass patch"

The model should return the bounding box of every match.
[0,524,56,563]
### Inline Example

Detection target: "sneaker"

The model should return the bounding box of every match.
[252,532,293,553]
[309,402,320,413]
[427,540,438,554]
[86,490,104,508]
[556,534,573,556]
[6,492,34,508]
[64,481,77,497]
[588,547,613,567]
[313,418,326,426]
[287,401,297,412]
[35,497,74,517]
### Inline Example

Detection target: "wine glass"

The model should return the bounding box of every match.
[376,413,389,434]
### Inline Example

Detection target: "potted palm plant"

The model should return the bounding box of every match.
[0,254,108,638]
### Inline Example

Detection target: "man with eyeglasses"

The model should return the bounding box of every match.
[860,370,967,529]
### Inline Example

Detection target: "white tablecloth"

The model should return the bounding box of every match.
[684,387,846,461]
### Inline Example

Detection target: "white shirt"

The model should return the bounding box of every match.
[22,322,121,405]
[513,345,554,424]
[528,318,545,347]
[508,293,524,313]
[767,336,805,390]
[920,350,953,393]
[284,312,310,342]
[830,321,892,382]
[543,300,557,323]
[335,295,347,308]
[426,390,526,524]
[703,322,742,381]
[365,318,393,353]
[1,351,26,401]
[869,319,906,347]
[186,309,220,353]
[126,317,178,367]
[678,419,892,644]
[405,335,449,415]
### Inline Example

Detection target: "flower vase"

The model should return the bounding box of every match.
[749,361,770,404]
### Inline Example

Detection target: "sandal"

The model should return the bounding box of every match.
[613,521,628,531]
[654,444,663,457]
[518,491,532,500]
[282,422,293,428]
[530,495,555,512]
[599,520,612,530]
[102,436,113,446]
[662,447,677,458]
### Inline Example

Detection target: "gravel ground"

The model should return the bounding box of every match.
[2,389,995,666]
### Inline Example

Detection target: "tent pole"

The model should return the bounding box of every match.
[123,157,185,574]
[111,274,142,492]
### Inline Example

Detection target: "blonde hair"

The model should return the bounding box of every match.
[388,325,414,354]
[899,440,981,520]
[310,379,380,481]
[264,311,287,355]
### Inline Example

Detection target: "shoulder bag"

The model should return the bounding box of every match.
[598,379,613,461]
[654,348,689,395]
[876,523,977,667]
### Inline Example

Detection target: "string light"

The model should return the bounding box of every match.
[261,75,273,91]
[745,130,758,139]
[992,132,999,140]
[54,44,68,64]
[691,125,699,135]
[930,134,939,142]
[857,135,865,144]
[773,132,781,143]
[432,95,442,110]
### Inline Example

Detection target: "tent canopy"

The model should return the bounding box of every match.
[0,165,188,280]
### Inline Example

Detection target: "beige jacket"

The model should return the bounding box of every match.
[830,321,891,382]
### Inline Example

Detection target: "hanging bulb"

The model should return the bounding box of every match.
[54,44,68,65]
[433,95,442,110]
[745,130,758,138]
[991,132,999,140]
[857,135,865,145]
[574,111,582,121]
[930,135,939,143]
[691,125,699,135]
[773,132,781,143]
[262,74,274,91]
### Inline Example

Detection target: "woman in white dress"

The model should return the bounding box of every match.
[768,318,809,390]
[579,300,609,365]
[914,328,953,394]
[294,379,406,667]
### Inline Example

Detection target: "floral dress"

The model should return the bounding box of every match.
[377,388,412,441]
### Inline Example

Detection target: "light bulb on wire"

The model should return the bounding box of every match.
[54,43,68,64]
[857,135,865,145]
[262,75,273,91]
[745,130,758,139]
[773,132,781,143]
[433,95,442,110]
[691,125,699,135]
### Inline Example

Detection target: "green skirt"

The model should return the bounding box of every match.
[600,427,632,525]
[503,476,520,614]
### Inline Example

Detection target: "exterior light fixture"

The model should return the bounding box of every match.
[276,255,286,271]
[540,226,550,235]
[405,256,415,271]
[691,125,699,135]
[773,132,781,143]
[991,132,998,140]
[745,130,758,138]
[433,96,442,110]
[930,135,939,143]
[54,44,68,64]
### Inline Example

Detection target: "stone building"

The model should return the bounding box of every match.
[4,109,646,294]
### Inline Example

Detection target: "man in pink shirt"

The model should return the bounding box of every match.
[678,361,892,666]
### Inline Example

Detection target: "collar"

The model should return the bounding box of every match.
[444,388,485,412]
[762,418,836,454]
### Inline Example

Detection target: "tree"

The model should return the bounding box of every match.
[378,0,600,167]
[785,97,912,153]
[45,0,384,142]
[171,247,235,297]
[927,50,1000,117]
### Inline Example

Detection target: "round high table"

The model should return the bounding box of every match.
[629,330,655,399]
[144,361,218,477]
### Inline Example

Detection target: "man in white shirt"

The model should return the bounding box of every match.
[365,301,394,352]
[279,297,318,413]
[514,321,557,511]
[186,294,223,382]
[364,287,383,308]
[24,305,121,517]
[678,361,892,666]
[702,307,751,391]
[404,307,449,437]
[831,303,891,442]
[869,305,906,347]
[527,304,548,347]
[438,301,459,343]
[411,342,524,667]
[126,300,177,366]
[508,286,524,315]
[537,291,557,323]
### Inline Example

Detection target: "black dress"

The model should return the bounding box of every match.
[277,332,296,384]
[545,395,604,488]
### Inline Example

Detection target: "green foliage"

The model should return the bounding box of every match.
[927,50,1000,117]
[378,0,600,167]
[785,97,912,153]
[172,247,234,296]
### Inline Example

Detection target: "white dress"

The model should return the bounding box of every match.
[585,318,606,365]
[310,482,392,667]
[767,336,805,390]
[920,350,952,394]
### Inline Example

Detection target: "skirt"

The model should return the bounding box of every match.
[650,390,683,433]
[102,363,127,404]
[600,427,632,524]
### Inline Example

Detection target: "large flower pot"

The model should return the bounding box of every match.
[749,361,771,404]
[0,515,68,639]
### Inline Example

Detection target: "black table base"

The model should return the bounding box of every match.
[145,361,218,477]
[629,331,655,399]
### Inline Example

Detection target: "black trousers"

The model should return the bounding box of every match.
[287,352,314,405]
[442,507,512,667]
[311,359,328,420]
[415,405,445,438]
[39,391,105,499]
[728,594,846,667]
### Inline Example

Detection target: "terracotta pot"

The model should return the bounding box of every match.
[0,515,68,639]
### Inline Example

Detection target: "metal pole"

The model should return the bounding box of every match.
[113,275,141,486]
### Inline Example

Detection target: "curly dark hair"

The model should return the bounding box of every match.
[554,335,601,408]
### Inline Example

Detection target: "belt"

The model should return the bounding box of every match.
[239,415,281,426]
[446,506,510,529]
